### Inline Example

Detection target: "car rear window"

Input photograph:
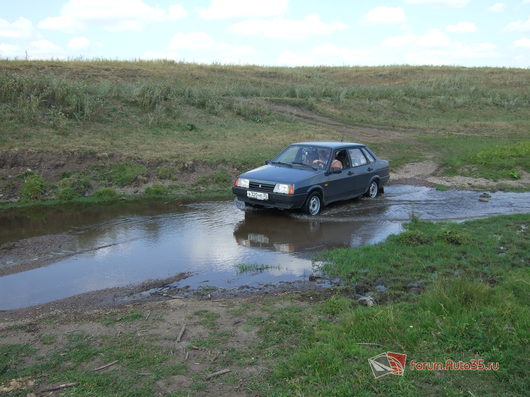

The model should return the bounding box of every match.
[348,148,368,167]
[361,148,375,163]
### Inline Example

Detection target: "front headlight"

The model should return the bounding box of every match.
[273,183,294,194]
[235,178,249,188]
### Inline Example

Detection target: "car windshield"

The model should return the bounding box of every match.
[272,145,331,169]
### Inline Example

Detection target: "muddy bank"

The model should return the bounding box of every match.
[0,273,330,323]
[0,292,279,397]
[0,149,239,202]
[391,160,530,189]
[2,150,528,205]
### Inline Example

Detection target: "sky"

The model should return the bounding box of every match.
[1,0,530,67]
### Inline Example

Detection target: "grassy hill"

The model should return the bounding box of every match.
[0,60,529,203]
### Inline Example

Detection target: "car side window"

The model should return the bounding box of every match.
[361,148,375,163]
[333,149,351,169]
[348,148,368,167]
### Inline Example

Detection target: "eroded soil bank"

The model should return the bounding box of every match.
[2,149,529,206]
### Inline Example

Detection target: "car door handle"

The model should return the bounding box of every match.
[347,171,354,175]
[367,167,373,171]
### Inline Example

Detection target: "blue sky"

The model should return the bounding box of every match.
[1,0,529,67]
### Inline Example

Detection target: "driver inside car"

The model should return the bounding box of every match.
[331,152,343,169]
[312,149,330,168]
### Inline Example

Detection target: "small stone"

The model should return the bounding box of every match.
[358,296,375,306]
[374,284,387,292]
[479,197,489,202]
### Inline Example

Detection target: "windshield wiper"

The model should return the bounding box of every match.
[292,161,317,170]
[271,161,292,167]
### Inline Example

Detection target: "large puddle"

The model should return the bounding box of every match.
[1,185,529,310]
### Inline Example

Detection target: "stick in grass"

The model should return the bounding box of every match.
[205,369,231,380]
[40,382,78,393]
[93,360,118,372]
[176,324,186,343]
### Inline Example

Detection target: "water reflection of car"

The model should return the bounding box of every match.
[233,206,392,253]
[232,141,389,216]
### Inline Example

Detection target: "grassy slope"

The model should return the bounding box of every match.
[1,60,529,175]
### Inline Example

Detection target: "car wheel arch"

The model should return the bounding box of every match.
[365,176,381,198]
[306,185,325,204]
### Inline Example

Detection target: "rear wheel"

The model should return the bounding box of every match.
[365,180,379,199]
[304,192,322,216]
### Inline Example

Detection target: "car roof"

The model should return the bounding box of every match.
[292,141,365,149]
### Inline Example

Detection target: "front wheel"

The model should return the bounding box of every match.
[364,180,379,199]
[304,192,322,216]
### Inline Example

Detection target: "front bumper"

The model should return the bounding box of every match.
[232,187,306,210]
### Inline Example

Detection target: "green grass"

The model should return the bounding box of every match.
[235,263,281,274]
[421,135,530,180]
[253,275,529,396]
[250,214,530,396]
[100,311,144,326]
[1,61,528,166]
[0,331,187,396]
[192,309,220,329]
[317,214,529,294]
[20,172,46,202]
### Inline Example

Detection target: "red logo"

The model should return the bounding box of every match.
[368,352,407,378]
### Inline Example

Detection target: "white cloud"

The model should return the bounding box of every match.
[363,7,406,24]
[198,0,288,19]
[169,32,216,50]
[514,37,530,48]
[168,5,187,20]
[382,35,415,47]
[505,17,530,32]
[405,0,470,6]
[383,29,451,48]
[277,45,377,66]
[104,21,145,32]
[28,40,64,58]
[0,43,21,57]
[446,21,477,33]
[38,16,82,33]
[68,36,91,50]
[0,17,33,39]
[418,29,452,47]
[0,39,65,59]
[230,14,346,39]
[38,0,187,33]
[275,36,501,66]
[402,42,499,65]
[488,3,505,12]
[148,32,257,64]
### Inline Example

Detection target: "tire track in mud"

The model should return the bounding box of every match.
[266,102,409,142]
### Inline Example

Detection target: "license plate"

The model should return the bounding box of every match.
[247,191,268,200]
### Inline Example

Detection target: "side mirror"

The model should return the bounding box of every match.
[331,167,342,174]
[265,160,270,165]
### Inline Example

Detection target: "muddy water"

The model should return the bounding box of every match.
[1,185,529,310]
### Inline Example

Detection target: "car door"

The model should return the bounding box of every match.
[347,147,374,196]
[324,148,357,202]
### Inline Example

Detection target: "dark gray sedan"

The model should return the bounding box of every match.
[232,141,390,216]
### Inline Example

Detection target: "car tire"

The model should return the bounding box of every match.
[304,191,322,216]
[365,180,379,199]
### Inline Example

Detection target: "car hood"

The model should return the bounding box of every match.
[240,164,317,184]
